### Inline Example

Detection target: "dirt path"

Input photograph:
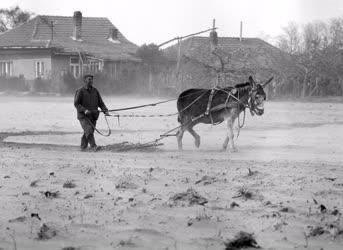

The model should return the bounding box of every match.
[0,98,343,249]
[1,134,343,249]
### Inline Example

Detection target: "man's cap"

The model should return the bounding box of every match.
[83,74,94,80]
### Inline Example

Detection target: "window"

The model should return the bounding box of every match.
[70,57,80,78]
[0,61,13,77]
[35,61,44,78]
[87,59,103,73]
[89,61,100,73]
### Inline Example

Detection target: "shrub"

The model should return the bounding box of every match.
[32,77,50,92]
[62,72,81,94]
[0,76,28,91]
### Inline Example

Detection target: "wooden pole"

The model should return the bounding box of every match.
[176,38,182,74]
[158,27,217,47]
[176,38,182,91]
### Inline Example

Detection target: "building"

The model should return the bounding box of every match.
[0,11,140,92]
[161,35,302,96]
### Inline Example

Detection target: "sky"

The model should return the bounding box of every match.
[2,0,343,46]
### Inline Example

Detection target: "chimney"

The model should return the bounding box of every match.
[73,11,82,41]
[108,27,120,43]
[240,21,243,42]
[109,28,118,40]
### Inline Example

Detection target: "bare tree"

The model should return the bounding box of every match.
[277,22,301,54]
[303,21,329,53]
[329,17,343,48]
[0,6,33,32]
[276,19,343,98]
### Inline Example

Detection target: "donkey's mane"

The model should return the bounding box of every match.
[234,82,251,89]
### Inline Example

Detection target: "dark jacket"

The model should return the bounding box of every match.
[74,86,108,120]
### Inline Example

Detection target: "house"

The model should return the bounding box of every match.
[161,35,302,96]
[0,11,140,92]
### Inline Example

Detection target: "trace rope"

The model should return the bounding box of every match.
[91,85,255,147]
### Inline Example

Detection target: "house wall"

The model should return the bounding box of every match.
[51,54,79,93]
[51,54,69,79]
[0,49,52,80]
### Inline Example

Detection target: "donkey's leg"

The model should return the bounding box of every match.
[223,118,237,152]
[177,125,186,150]
[188,125,200,148]
[222,135,229,150]
[228,118,237,152]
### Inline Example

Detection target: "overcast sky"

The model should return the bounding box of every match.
[2,0,343,46]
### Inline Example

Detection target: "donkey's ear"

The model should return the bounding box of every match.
[262,77,274,88]
[249,76,256,87]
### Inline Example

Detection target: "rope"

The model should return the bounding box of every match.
[136,112,206,148]
[110,90,210,147]
[174,90,208,115]
[109,113,177,118]
[107,89,208,123]
[236,108,246,139]
[85,114,112,137]
[104,98,176,112]
[90,85,254,149]
[98,89,207,113]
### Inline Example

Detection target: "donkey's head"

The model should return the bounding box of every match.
[248,76,273,116]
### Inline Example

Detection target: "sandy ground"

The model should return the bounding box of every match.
[0,95,343,250]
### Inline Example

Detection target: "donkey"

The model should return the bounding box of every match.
[176,76,273,151]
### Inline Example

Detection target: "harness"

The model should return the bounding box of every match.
[89,85,260,145]
[200,85,261,137]
[205,88,219,125]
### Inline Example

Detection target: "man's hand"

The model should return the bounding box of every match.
[104,110,110,116]
[85,109,92,115]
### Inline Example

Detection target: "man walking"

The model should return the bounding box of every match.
[74,74,109,151]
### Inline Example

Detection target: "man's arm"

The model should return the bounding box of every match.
[74,89,87,113]
[96,89,108,112]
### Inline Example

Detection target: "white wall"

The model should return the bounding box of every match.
[0,50,52,80]
[12,57,52,80]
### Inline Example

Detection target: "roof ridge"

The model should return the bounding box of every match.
[0,14,139,61]
[189,36,261,40]
[38,15,110,20]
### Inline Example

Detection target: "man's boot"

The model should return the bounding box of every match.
[88,134,101,151]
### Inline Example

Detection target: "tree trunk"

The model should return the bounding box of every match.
[308,77,319,97]
[301,68,308,98]
[148,67,153,94]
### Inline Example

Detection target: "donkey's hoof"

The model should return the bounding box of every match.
[230,147,238,153]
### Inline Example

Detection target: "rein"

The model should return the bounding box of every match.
[85,114,112,137]
[96,89,207,114]
[90,85,257,144]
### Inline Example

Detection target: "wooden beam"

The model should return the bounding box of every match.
[158,27,218,47]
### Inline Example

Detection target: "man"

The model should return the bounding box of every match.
[74,74,109,151]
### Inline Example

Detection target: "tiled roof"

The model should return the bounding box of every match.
[0,15,140,62]
[164,36,301,76]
